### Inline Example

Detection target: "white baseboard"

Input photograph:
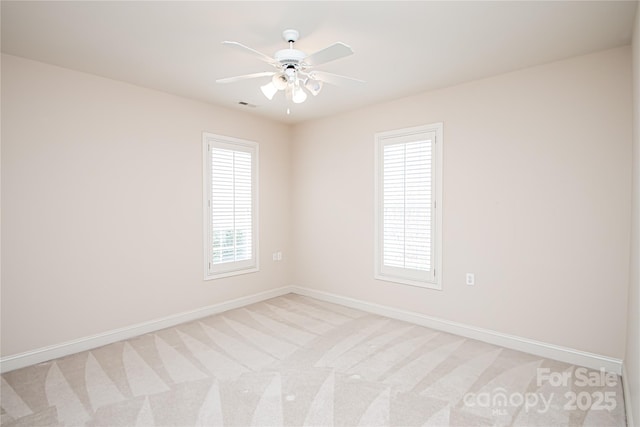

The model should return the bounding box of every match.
[1,284,624,378]
[290,286,623,375]
[0,286,291,374]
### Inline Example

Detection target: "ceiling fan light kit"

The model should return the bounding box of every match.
[216,29,363,113]
[304,78,323,96]
[260,82,278,100]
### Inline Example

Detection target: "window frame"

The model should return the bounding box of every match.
[202,132,259,280]
[374,123,443,290]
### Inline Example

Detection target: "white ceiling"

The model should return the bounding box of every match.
[1,1,637,124]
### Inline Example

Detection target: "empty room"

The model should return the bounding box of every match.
[1,1,639,426]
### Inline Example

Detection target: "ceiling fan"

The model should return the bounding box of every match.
[216,29,363,107]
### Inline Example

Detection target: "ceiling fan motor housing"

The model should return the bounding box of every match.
[276,29,307,73]
[274,48,306,69]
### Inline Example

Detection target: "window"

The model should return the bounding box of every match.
[374,123,443,289]
[203,133,258,279]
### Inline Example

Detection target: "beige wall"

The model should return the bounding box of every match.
[626,3,640,424]
[1,54,292,357]
[291,46,633,359]
[2,45,634,366]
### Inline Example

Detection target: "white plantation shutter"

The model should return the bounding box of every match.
[211,148,253,264]
[383,140,433,271]
[203,133,258,279]
[375,124,442,289]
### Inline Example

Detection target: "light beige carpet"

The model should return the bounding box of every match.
[0,294,626,426]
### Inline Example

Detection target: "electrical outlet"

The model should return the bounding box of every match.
[466,273,475,286]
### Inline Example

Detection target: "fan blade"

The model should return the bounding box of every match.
[310,71,364,86]
[221,41,277,65]
[216,71,275,84]
[303,42,354,67]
